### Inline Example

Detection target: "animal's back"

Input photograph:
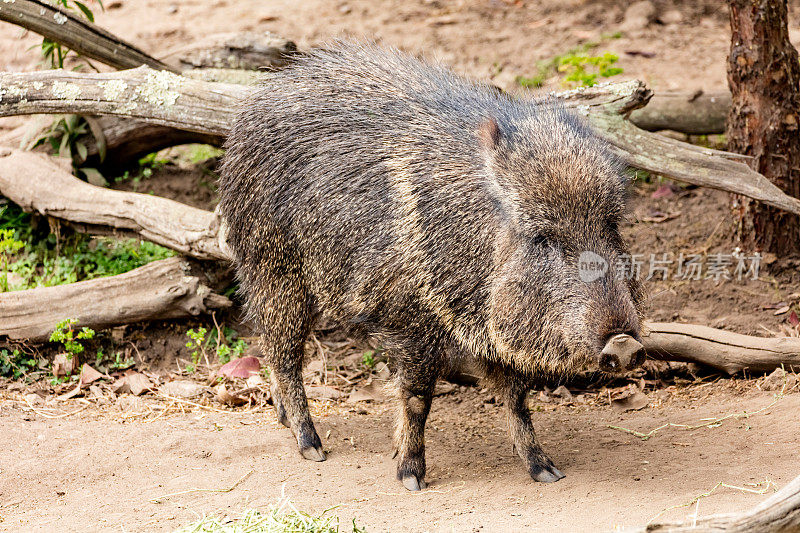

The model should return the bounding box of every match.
[219,42,514,334]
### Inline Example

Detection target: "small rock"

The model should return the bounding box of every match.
[661,9,682,24]
[52,353,76,378]
[762,368,798,392]
[307,385,345,400]
[551,385,573,403]
[246,374,266,388]
[620,0,657,32]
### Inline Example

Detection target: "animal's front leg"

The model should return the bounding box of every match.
[486,365,565,483]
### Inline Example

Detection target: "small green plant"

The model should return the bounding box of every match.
[35,1,107,180]
[361,350,375,369]
[516,33,623,89]
[0,228,24,291]
[185,327,208,372]
[49,318,95,358]
[95,348,133,371]
[40,0,104,69]
[0,348,39,379]
[188,325,248,367]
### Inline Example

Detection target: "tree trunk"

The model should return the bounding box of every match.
[727,0,800,254]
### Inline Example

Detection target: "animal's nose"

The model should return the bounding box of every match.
[599,333,645,372]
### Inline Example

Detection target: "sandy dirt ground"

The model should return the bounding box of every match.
[2,0,800,532]
[2,382,799,532]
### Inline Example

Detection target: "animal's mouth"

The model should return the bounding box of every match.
[598,333,645,373]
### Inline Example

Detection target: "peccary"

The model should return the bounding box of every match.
[218,42,646,491]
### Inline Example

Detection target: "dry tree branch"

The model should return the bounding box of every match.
[629,91,730,135]
[0,0,174,71]
[642,322,800,375]
[0,256,232,342]
[557,81,800,218]
[0,147,229,261]
[0,67,248,136]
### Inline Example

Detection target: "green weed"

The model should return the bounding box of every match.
[49,318,95,358]
[0,348,40,379]
[516,33,624,89]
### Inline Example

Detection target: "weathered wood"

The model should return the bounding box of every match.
[0,67,248,136]
[0,257,231,342]
[83,117,224,164]
[3,69,800,219]
[629,91,730,134]
[0,147,229,261]
[0,0,174,72]
[643,322,800,375]
[160,32,298,71]
[629,473,800,532]
[557,81,800,218]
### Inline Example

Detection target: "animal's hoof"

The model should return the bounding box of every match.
[530,464,565,483]
[401,475,426,491]
[301,446,327,462]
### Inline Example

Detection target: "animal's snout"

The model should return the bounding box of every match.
[599,333,645,372]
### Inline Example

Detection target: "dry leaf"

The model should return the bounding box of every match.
[112,372,152,396]
[159,380,206,399]
[79,364,103,387]
[214,383,247,406]
[774,305,791,316]
[611,391,649,413]
[219,356,261,379]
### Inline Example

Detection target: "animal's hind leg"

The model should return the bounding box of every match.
[393,346,440,491]
[250,265,325,462]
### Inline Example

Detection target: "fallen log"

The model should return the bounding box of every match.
[0,256,231,342]
[629,473,800,532]
[642,322,800,375]
[0,147,229,261]
[82,117,224,165]
[629,91,730,135]
[0,0,173,71]
[3,69,799,218]
[0,67,248,136]
[159,32,298,72]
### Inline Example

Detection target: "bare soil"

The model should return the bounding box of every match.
[2,0,800,531]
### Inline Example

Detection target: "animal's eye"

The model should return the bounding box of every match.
[529,235,548,248]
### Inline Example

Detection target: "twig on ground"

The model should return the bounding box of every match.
[149,469,253,503]
[608,378,787,440]
[647,479,775,526]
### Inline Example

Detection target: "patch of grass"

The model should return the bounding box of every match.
[186,144,225,165]
[361,350,375,370]
[516,32,623,89]
[174,502,366,533]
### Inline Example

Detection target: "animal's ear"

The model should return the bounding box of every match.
[478,118,502,150]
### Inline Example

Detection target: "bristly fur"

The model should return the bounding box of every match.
[218,40,644,487]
